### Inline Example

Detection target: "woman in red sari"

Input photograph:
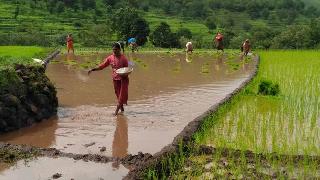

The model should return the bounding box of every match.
[66,34,74,54]
[88,42,129,116]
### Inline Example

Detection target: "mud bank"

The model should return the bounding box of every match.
[0,64,58,133]
[0,142,153,169]
[124,56,260,179]
[0,143,115,164]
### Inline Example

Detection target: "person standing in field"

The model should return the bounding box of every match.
[242,39,251,56]
[186,42,193,54]
[88,42,129,116]
[128,38,138,52]
[66,34,74,54]
[215,32,224,52]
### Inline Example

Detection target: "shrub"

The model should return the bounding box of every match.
[258,80,280,96]
[176,28,192,39]
[111,7,150,46]
[205,17,217,30]
[150,22,180,48]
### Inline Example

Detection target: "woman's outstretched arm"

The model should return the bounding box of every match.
[88,57,110,75]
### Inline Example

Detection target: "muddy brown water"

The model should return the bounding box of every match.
[0,157,128,179]
[0,53,256,179]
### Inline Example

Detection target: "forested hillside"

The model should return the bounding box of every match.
[302,0,320,8]
[0,0,320,49]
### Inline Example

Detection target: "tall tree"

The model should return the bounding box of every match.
[150,22,179,48]
[111,7,150,45]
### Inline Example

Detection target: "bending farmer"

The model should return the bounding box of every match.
[242,39,251,56]
[186,42,193,53]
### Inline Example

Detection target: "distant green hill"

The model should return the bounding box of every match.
[302,0,320,7]
[0,0,319,49]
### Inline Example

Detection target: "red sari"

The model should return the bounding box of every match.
[99,54,129,105]
[66,37,73,50]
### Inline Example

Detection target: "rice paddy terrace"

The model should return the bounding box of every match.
[0,48,319,179]
[0,49,259,179]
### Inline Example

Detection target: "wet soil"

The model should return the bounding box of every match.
[0,52,256,178]
[178,145,320,179]
[0,53,255,155]
[0,53,255,156]
[0,156,128,180]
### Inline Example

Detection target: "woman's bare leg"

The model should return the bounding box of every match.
[114,105,121,116]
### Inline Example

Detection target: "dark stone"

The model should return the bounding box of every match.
[21,76,30,81]
[43,86,51,96]
[0,119,7,131]
[26,118,34,126]
[33,93,49,106]
[100,147,106,152]
[27,103,38,114]
[0,107,15,118]
[52,173,62,179]
[5,115,21,128]
[1,94,21,107]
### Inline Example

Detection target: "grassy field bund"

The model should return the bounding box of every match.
[145,51,320,179]
[0,46,49,90]
[0,46,49,68]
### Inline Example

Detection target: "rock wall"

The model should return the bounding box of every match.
[0,64,58,133]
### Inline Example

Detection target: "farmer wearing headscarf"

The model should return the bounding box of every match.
[88,42,129,116]
[186,42,193,53]
[128,37,138,52]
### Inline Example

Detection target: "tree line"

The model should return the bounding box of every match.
[1,0,320,49]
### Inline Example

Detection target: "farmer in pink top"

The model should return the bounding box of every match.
[88,42,129,116]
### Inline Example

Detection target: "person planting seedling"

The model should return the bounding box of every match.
[242,39,251,56]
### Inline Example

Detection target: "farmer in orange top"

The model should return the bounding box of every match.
[66,34,74,54]
[88,42,129,116]
[215,32,224,52]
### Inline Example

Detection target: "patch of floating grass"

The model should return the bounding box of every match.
[0,148,38,164]
[63,60,78,66]
[50,60,60,64]
[132,57,148,68]
[201,62,210,74]
[225,59,240,71]
[172,62,181,73]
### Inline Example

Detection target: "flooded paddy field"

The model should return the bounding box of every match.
[0,52,256,178]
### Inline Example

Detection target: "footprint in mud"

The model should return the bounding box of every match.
[52,173,62,179]
[100,147,106,152]
[83,142,95,148]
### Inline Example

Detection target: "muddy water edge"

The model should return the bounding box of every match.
[0,52,257,179]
